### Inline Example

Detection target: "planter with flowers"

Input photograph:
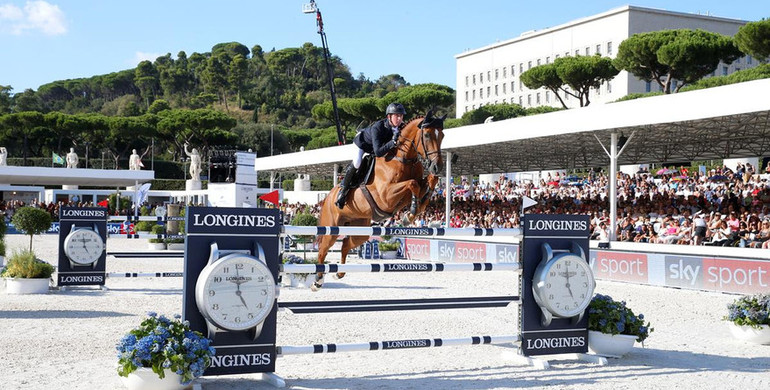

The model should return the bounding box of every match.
[378,241,400,259]
[724,293,770,345]
[282,254,316,288]
[1,249,55,294]
[587,294,653,357]
[116,312,215,390]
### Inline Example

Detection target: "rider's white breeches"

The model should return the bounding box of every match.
[352,148,365,169]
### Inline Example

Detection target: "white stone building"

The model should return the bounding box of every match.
[455,5,757,117]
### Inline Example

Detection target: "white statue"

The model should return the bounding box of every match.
[0,147,7,166]
[66,147,79,168]
[184,142,202,181]
[129,147,149,170]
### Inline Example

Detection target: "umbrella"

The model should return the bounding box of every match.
[656,168,676,176]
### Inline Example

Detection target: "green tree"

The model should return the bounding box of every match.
[520,64,568,108]
[380,83,455,117]
[614,29,742,93]
[202,55,229,110]
[554,55,619,106]
[228,54,249,108]
[0,85,12,114]
[11,206,53,251]
[460,103,526,125]
[734,19,770,62]
[135,60,159,109]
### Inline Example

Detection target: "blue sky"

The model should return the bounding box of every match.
[0,1,766,94]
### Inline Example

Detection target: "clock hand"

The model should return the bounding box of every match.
[234,267,248,308]
[81,238,91,255]
[563,268,574,298]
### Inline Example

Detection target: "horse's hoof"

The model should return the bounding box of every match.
[310,281,323,292]
[334,272,346,280]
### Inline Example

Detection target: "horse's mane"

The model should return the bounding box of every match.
[402,116,425,132]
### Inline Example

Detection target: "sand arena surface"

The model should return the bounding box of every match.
[1,234,768,390]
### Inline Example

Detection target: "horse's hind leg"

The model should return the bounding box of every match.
[336,235,370,279]
[311,234,338,291]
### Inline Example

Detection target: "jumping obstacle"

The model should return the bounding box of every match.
[280,296,519,313]
[280,262,520,274]
[283,226,521,237]
[106,272,183,278]
[278,335,520,355]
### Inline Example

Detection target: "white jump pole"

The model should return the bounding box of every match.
[278,335,519,356]
[281,262,521,274]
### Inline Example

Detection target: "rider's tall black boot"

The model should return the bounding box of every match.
[336,164,357,209]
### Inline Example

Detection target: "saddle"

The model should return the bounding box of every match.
[350,154,376,188]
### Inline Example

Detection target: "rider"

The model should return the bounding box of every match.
[335,102,406,209]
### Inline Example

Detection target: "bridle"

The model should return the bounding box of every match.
[394,122,442,170]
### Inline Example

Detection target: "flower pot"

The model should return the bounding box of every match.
[289,274,314,288]
[166,243,185,251]
[148,242,166,250]
[588,330,637,357]
[120,367,192,390]
[4,277,50,294]
[727,323,770,345]
[380,250,398,259]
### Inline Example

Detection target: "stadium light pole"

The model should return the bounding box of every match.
[303,0,344,145]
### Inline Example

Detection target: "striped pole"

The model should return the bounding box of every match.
[281,262,520,274]
[280,296,520,314]
[278,335,519,356]
[106,272,183,278]
[283,226,521,238]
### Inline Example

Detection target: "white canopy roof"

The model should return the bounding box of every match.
[255,78,770,175]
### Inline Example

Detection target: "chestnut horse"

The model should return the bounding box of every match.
[312,110,446,290]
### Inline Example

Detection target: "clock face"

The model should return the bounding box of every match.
[196,254,276,332]
[64,228,104,265]
[534,254,595,318]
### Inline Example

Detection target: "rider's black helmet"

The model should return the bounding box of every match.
[386,103,406,116]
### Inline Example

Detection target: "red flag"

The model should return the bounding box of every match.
[259,190,280,206]
[97,199,109,207]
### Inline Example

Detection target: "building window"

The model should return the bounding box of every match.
[722,66,728,75]
[465,91,469,101]
[502,98,506,104]
[472,75,476,85]
[747,55,753,64]
[487,71,491,81]
[495,69,499,80]
[546,56,550,64]
[464,106,468,113]
[518,96,522,105]
[555,54,560,59]
[536,59,541,66]
[527,61,532,69]
[575,49,580,56]
[519,63,523,73]
[596,44,601,55]
[511,65,515,77]
[503,67,507,78]
[607,81,611,93]
[545,91,550,103]
[495,85,499,96]
[503,83,506,94]
[511,81,515,91]
[472,90,476,100]
[607,41,612,55]
[645,81,651,92]
[480,72,484,83]
[565,51,569,57]
[518,81,522,91]
[536,93,541,104]
[480,88,483,99]
[585,47,590,55]
[527,94,531,106]
[487,86,491,96]
[465,76,468,87]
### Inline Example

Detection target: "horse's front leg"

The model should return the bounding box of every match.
[382,179,422,225]
[414,174,439,217]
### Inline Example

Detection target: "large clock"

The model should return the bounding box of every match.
[532,242,595,326]
[195,242,277,339]
[64,225,105,268]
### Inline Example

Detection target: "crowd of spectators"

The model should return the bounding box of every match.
[282,161,770,249]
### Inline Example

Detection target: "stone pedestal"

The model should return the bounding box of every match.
[186,180,202,191]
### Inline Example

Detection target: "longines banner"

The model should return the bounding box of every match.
[520,214,591,356]
[57,207,108,287]
[183,206,281,376]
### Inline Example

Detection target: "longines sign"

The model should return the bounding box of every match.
[186,206,279,235]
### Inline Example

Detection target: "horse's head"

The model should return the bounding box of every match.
[402,110,446,175]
